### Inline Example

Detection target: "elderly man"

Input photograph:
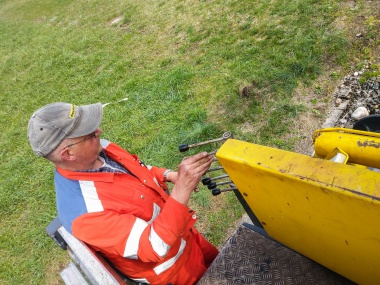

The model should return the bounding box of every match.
[27,102,219,285]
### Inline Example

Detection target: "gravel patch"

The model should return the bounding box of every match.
[323,60,380,129]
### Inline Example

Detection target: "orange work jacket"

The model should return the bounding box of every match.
[54,139,218,284]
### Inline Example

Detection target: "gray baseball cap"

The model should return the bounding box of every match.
[27,102,103,157]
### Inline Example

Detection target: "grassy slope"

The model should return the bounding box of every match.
[0,0,379,284]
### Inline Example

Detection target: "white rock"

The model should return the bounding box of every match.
[351,107,369,120]
[339,118,347,124]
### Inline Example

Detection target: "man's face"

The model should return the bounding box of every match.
[64,128,103,163]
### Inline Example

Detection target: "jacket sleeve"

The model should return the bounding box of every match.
[147,165,166,186]
[72,196,197,263]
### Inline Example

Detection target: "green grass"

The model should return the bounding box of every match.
[0,0,378,283]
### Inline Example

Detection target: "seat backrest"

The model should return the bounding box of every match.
[46,217,141,285]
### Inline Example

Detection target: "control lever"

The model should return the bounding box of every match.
[179,131,232,152]
[202,174,229,185]
[206,166,224,173]
[207,180,233,190]
[211,187,237,196]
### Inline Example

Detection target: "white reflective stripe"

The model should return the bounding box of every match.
[124,218,148,259]
[78,181,104,212]
[153,177,160,188]
[131,277,149,284]
[147,203,160,224]
[146,165,153,170]
[149,226,171,257]
[153,238,186,275]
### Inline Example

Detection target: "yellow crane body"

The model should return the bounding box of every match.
[216,137,380,285]
[313,128,380,169]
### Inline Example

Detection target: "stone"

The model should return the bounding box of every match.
[351,107,369,120]
[339,118,347,124]
[322,60,380,128]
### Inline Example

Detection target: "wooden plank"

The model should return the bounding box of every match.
[61,262,90,285]
[58,226,126,285]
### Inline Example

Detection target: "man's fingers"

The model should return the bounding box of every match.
[178,152,214,181]
[180,152,212,169]
[181,151,208,163]
[197,155,213,171]
[187,155,212,175]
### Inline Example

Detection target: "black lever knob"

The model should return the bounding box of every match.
[202,177,211,185]
[179,144,189,152]
[208,182,217,190]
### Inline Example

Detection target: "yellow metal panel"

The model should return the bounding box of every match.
[314,128,380,168]
[216,139,380,285]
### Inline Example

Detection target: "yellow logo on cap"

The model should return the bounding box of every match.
[69,104,76,118]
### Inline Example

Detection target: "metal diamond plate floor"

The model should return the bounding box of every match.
[198,224,356,285]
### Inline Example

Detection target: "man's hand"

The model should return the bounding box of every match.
[170,152,213,205]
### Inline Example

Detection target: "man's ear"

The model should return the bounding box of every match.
[60,148,76,161]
